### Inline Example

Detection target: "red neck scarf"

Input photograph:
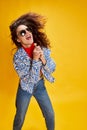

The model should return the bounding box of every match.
[22,43,35,58]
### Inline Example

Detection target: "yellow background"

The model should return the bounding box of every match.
[0,0,87,130]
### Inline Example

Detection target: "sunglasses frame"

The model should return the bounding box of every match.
[17,27,31,37]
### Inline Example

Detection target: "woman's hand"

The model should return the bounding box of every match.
[33,43,46,65]
[33,44,42,61]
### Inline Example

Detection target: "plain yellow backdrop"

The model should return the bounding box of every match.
[0,0,87,130]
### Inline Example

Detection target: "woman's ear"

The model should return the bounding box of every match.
[17,38,21,43]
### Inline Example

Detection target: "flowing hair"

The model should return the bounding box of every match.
[9,12,51,49]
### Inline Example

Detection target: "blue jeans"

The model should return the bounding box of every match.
[13,79,55,130]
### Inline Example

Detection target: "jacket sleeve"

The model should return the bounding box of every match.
[42,48,56,73]
[41,48,56,83]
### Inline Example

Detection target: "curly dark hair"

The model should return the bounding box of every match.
[9,12,50,48]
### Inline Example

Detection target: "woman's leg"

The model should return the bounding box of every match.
[33,79,55,130]
[13,85,32,130]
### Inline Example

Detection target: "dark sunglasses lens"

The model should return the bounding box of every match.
[20,30,26,36]
[26,27,32,32]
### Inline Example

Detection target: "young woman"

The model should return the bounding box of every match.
[9,12,56,130]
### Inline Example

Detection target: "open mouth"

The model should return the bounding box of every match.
[26,35,31,40]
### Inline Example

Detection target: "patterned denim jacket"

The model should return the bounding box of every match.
[13,47,56,94]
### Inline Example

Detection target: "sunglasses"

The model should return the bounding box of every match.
[17,27,31,37]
